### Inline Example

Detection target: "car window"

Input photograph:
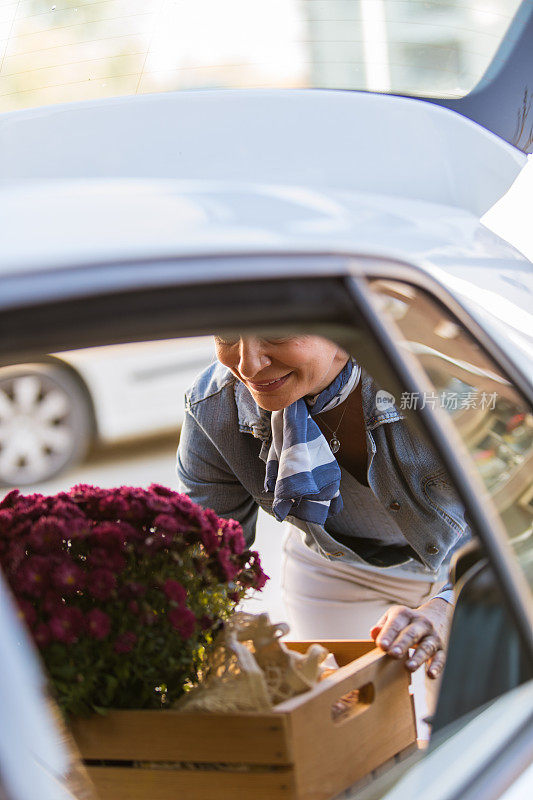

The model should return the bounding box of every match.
[0,327,464,628]
[0,0,523,112]
[369,279,533,590]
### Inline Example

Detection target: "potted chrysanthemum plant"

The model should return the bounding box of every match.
[0,483,267,717]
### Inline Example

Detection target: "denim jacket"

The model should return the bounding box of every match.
[176,362,470,581]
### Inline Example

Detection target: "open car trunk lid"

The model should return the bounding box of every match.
[0,89,526,218]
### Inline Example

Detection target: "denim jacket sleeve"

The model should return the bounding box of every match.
[176,404,259,547]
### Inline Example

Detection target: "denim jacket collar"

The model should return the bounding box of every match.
[234,380,271,440]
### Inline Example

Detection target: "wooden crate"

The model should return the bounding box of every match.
[70,640,416,800]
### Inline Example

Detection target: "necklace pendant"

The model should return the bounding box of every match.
[329,436,341,454]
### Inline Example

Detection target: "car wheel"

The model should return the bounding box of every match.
[0,363,93,487]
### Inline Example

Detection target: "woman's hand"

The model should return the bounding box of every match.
[370,598,453,678]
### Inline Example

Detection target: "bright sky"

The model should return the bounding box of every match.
[482,156,533,262]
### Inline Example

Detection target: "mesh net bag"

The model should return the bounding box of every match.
[175,612,329,713]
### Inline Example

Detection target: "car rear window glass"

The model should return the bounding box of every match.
[0,0,523,113]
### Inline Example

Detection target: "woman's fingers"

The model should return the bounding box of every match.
[372,605,417,651]
[405,635,442,671]
[369,610,389,641]
[426,648,446,678]
[386,619,434,657]
[370,600,451,677]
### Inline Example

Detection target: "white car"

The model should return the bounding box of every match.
[0,2,532,799]
[0,339,214,486]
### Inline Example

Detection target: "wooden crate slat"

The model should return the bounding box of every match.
[286,640,376,667]
[273,648,383,714]
[71,641,418,800]
[87,766,295,800]
[288,654,416,800]
[72,710,292,764]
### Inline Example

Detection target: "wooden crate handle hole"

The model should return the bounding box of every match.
[331,681,375,725]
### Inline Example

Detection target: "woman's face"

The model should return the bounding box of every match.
[214,335,349,411]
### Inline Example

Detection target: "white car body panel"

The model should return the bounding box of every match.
[1,178,528,275]
[0,89,525,216]
[0,576,77,800]
[498,762,533,800]
[1,177,531,386]
[378,680,533,800]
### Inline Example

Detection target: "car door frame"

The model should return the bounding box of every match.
[344,269,533,661]
[2,250,532,701]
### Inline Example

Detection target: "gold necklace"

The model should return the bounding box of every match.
[318,401,350,454]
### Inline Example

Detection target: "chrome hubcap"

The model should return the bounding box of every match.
[0,374,74,484]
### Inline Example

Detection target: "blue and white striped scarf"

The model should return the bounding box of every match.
[265,359,361,524]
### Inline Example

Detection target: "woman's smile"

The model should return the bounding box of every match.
[246,373,292,392]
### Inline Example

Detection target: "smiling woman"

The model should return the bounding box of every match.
[214,335,347,410]
[177,333,469,697]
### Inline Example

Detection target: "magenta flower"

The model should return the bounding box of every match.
[15,556,51,596]
[168,606,196,639]
[221,520,246,555]
[88,569,116,600]
[49,498,84,520]
[34,622,52,648]
[142,608,158,627]
[144,530,174,552]
[3,540,26,572]
[28,516,65,552]
[98,495,130,519]
[17,599,37,628]
[0,508,15,535]
[42,590,63,616]
[114,631,137,654]
[146,495,173,514]
[87,547,126,572]
[162,579,187,604]
[2,483,268,715]
[121,581,146,598]
[153,513,181,536]
[87,609,111,640]
[244,556,269,590]
[90,522,129,550]
[86,546,109,568]
[66,517,90,539]
[216,548,240,581]
[51,559,85,594]
[169,491,196,513]
[49,607,84,644]
[199,526,220,554]
[199,614,214,631]
[251,568,269,590]
[0,489,20,508]
[148,484,174,498]
[199,508,222,554]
